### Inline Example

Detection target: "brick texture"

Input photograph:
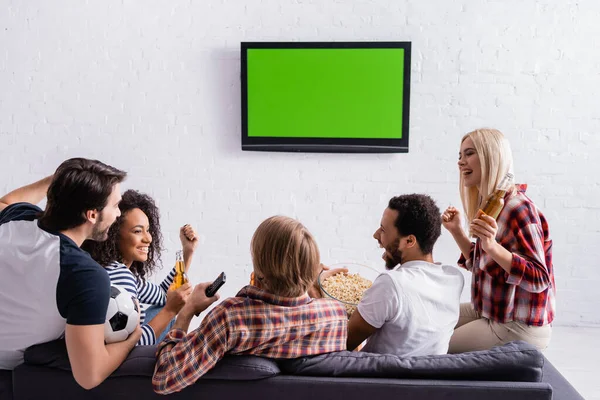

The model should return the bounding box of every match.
[1,1,598,327]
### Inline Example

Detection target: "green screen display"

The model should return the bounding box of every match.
[247,48,405,139]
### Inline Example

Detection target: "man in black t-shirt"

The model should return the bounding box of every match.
[0,158,141,389]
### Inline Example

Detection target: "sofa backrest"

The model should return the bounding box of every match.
[24,339,543,383]
[279,341,544,382]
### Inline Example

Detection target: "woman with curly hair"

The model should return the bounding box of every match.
[83,189,198,345]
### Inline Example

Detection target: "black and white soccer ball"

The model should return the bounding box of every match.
[104,285,140,344]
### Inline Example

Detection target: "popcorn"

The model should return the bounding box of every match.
[322,272,373,316]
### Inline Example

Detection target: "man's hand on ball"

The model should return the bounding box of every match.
[128,324,143,343]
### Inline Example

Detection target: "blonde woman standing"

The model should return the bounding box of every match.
[442,128,555,353]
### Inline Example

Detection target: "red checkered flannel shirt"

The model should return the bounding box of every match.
[459,184,556,326]
[152,285,348,394]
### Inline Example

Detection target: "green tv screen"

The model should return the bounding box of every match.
[241,42,411,153]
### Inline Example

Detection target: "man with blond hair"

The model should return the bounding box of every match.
[152,216,348,395]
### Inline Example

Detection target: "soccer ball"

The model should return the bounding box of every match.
[104,285,140,344]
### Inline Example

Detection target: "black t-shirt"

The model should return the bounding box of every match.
[0,203,110,369]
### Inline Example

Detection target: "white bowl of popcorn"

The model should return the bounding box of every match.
[318,262,382,316]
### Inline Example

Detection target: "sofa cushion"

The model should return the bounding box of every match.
[203,355,281,380]
[279,341,543,382]
[24,339,280,380]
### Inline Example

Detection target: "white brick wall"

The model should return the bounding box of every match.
[1,0,599,327]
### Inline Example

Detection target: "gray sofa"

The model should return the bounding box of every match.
[1,340,584,400]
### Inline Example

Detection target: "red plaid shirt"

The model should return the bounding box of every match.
[459,185,555,326]
[152,285,348,394]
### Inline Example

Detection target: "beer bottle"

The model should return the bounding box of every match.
[473,172,514,232]
[170,250,189,290]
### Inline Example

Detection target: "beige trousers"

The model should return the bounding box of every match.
[448,303,552,354]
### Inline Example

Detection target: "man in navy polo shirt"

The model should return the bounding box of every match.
[0,158,141,389]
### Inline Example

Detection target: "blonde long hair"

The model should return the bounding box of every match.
[459,128,516,221]
[251,216,320,298]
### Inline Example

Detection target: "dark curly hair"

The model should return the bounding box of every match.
[82,189,163,282]
[388,194,441,255]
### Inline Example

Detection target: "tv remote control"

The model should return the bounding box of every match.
[205,272,226,297]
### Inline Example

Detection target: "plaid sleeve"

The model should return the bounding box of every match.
[457,242,475,271]
[505,204,551,293]
[152,307,230,395]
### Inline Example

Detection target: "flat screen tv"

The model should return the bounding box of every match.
[241,41,411,153]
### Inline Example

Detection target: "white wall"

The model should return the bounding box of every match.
[1,0,599,327]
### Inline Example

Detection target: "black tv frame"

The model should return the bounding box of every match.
[241,41,411,153]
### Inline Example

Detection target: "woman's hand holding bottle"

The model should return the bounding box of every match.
[165,282,193,314]
[470,214,500,253]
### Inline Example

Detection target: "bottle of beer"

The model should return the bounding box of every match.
[170,250,188,290]
[474,172,514,222]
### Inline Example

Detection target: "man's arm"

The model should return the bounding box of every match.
[65,323,142,390]
[347,310,377,351]
[0,175,53,212]
[307,265,348,299]
[153,282,221,395]
[165,282,218,334]
[347,273,399,351]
